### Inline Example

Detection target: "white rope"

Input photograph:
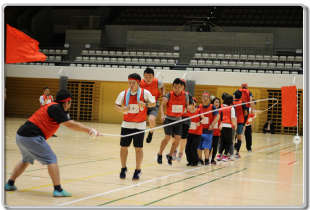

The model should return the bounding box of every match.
[88,129,99,139]
[98,98,278,138]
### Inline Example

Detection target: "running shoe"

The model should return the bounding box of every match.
[222,156,229,162]
[210,160,217,165]
[198,159,204,165]
[172,149,178,161]
[120,167,127,179]
[216,155,222,161]
[227,153,231,159]
[146,132,153,143]
[157,154,163,164]
[204,159,210,165]
[235,153,241,158]
[4,183,17,191]
[186,162,192,166]
[53,189,72,197]
[176,152,183,162]
[166,154,172,166]
[191,162,198,166]
[248,149,252,152]
[132,169,142,181]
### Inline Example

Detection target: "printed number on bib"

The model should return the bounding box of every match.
[247,118,253,123]
[202,117,209,124]
[213,122,218,129]
[172,105,183,113]
[190,122,197,130]
[128,104,140,113]
[47,99,51,104]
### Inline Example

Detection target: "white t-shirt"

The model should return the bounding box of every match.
[115,89,156,129]
[39,95,53,105]
[222,104,236,128]
[245,108,257,126]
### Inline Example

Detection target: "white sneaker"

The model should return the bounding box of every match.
[176,152,183,162]
[172,149,178,161]
[230,156,235,161]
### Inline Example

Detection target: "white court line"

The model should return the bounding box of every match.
[57,141,293,206]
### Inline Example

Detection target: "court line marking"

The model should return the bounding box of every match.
[282,147,303,156]
[57,165,213,206]
[143,168,247,206]
[288,161,296,165]
[97,167,224,206]
[20,163,158,192]
[57,141,292,206]
[265,144,297,155]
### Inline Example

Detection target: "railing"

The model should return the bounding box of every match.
[86,44,177,52]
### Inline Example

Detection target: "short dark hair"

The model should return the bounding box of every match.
[173,78,183,86]
[44,87,50,91]
[222,92,228,101]
[144,68,154,76]
[212,97,221,108]
[224,95,234,105]
[234,90,242,99]
[128,73,141,82]
[56,89,72,104]
[180,79,186,88]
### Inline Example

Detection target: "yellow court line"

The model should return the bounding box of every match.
[21,163,158,191]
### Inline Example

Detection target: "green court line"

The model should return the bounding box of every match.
[266,144,297,155]
[98,167,224,206]
[281,147,303,156]
[144,168,247,206]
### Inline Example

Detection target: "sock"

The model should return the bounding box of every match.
[8,179,15,186]
[236,140,242,152]
[54,185,63,192]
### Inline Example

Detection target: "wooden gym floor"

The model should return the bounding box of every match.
[4,117,304,207]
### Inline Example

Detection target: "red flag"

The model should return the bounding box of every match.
[281,86,297,127]
[5,24,46,63]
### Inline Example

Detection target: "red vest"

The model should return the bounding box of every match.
[198,103,214,129]
[221,106,233,125]
[182,91,191,117]
[188,108,203,135]
[28,102,61,140]
[238,88,250,107]
[123,89,147,122]
[41,95,53,107]
[140,78,161,101]
[233,99,245,124]
[166,91,187,118]
[245,110,256,125]
[213,109,221,136]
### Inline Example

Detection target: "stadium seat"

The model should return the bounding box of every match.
[193,68,201,71]
[146,59,153,64]
[153,59,160,64]
[225,69,233,72]
[61,50,68,55]
[133,66,140,69]
[55,50,61,54]
[116,51,123,56]
[90,57,96,62]
[221,61,228,66]
[244,62,252,67]
[77,64,83,67]
[257,70,265,73]
[285,63,292,68]
[217,54,224,59]
[217,69,224,72]
[282,71,290,74]
[263,55,271,61]
[88,51,95,55]
[36,63,41,65]
[172,52,179,58]
[102,51,109,56]
[276,63,284,68]
[139,59,145,63]
[213,61,220,66]
[48,49,55,54]
[271,56,279,61]
[237,62,244,67]
[194,53,202,59]
[95,51,102,56]
[233,69,241,73]
[70,64,76,67]
[240,55,247,60]
[205,60,213,66]
[91,64,97,67]
[104,65,112,68]
[155,66,162,69]
[209,68,216,72]
[186,68,193,71]
[232,54,240,60]
[190,60,198,65]
[48,63,55,66]
[252,62,260,67]
[43,49,49,54]
[144,52,151,57]
[293,63,301,69]
[165,52,172,58]
[136,52,143,57]
[117,58,124,62]
[295,56,302,62]
[161,59,168,64]
[158,52,165,57]
[279,56,286,61]
[97,57,103,62]
[123,51,129,57]
[210,54,217,59]
[247,55,255,61]
[268,63,276,68]
[55,56,61,61]
[82,57,89,62]
[104,57,111,62]
[202,68,208,71]
[260,62,268,68]
[287,56,295,62]
[131,58,138,63]
[126,66,133,68]
[255,55,263,60]
[168,59,175,65]
[163,67,170,70]
[151,52,158,57]
[202,53,209,59]
[228,61,236,66]
[224,54,232,60]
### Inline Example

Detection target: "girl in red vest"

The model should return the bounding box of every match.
[115,73,156,180]
[245,100,262,152]
[210,97,222,165]
[217,95,237,162]
[5,90,101,197]
[185,97,205,166]
[140,68,165,143]
[157,78,189,166]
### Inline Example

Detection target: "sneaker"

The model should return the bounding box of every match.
[4,183,17,191]
[191,162,198,166]
[176,152,183,162]
[157,154,163,164]
[235,153,241,158]
[166,154,172,166]
[186,162,192,166]
[248,149,252,152]
[210,160,216,165]
[120,167,127,179]
[52,134,57,137]
[53,189,72,197]
[216,155,222,161]
[172,149,178,161]
[146,132,153,143]
[227,153,231,159]
[204,159,209,165]
[198,159,204,165]
[132,169,142,181]
[222,156,229,162]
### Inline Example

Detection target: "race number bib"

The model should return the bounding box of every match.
[128,104,140,113]
[247,118,253,123]
[47,99,51,104]
[213,122,218,129]
[202,117,209,124]
[172,105,183,113]
[189,122,197,130]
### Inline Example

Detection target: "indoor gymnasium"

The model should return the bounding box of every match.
[3,5,306,207]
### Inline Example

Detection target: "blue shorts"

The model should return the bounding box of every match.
[197,133,213,150]
[16,134,57,165]
[237,124,244,135]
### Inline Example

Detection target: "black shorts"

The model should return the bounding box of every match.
[147,105,159,118]
[120,128,145,148]
[172,124,190,139]
[163,119,182,136]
